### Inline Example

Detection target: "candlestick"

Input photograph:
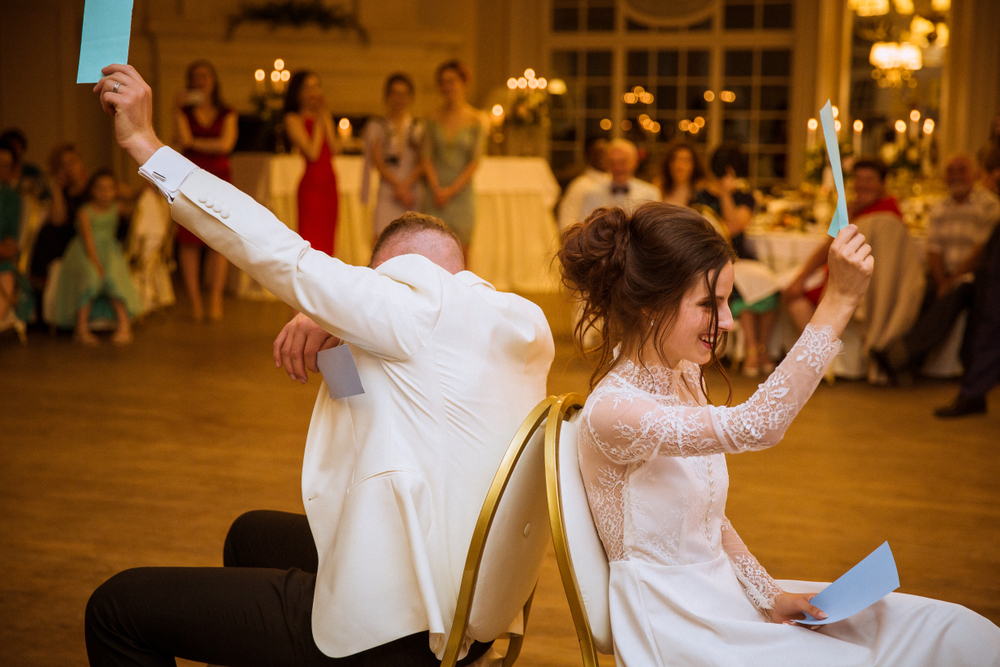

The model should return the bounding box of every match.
[853,119,863,156]
[807,118,818,150]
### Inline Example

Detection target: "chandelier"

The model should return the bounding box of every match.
[869,41,922,87]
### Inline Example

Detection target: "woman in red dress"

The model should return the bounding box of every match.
[174,60,237,321]
[283,71,338,256]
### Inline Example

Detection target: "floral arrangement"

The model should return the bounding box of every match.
[227,0,369,43]
[507,89,548,127]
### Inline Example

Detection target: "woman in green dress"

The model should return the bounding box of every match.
[49,169,142,345]
[421,60,488,257]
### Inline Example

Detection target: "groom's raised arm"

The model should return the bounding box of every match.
[93,65,439,360]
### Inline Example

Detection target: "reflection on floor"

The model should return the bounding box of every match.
[0,295,997,666]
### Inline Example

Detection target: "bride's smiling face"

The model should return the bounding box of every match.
[657,262,734,367]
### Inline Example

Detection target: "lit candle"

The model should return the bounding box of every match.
[807,118,818,150]
[895,119,907,145]
[922,118,935,176]
[254,69,266,93]
[853,119,863,156]
[338,118,352,140]
[909,109,920,141]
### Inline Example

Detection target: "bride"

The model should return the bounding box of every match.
[558,202,1000,666]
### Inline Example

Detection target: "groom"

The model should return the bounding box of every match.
[85,65,554,666]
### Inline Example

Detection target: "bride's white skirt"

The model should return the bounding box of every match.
[608,554,1000,667]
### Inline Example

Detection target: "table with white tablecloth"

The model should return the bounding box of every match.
[229,154,562,296]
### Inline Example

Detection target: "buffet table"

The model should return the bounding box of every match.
[229,154,562,296]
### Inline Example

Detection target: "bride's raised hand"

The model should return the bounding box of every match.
[825,224,874,309]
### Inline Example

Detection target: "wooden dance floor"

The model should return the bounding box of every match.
[1,295,998,666]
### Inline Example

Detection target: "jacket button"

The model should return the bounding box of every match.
[205,198,214,208]
[220,209,230,219]
[197,194,208,203]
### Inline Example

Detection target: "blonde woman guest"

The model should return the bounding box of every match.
[421,60,488,256]
[363,73,423,241]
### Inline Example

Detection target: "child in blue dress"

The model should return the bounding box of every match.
[49,169,142,345]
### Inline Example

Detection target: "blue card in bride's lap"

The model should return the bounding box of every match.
[798,541,900,625]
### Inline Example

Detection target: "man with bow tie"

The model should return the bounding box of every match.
[578,138,660,222]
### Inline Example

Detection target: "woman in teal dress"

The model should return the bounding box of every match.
[421,60,488,255]
[49,169,142,345]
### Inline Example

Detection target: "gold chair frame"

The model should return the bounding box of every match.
[440,395,557,667]
[544,392,608,667]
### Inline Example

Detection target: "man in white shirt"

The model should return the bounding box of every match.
[556,138,608,231]
[578,138,660,221]
[85,65,554,667]
[873,154,1000,383]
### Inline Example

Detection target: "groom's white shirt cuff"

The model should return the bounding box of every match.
[138,146,198,201]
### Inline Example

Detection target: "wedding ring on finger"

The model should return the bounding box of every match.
[113,81,122,93]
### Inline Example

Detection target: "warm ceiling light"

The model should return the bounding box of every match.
[600,118,612,130]
[640,92,654,104]
[621,119,633,130]
[693,116,705,127]
[624,92,637,104]
[704,90,715,102]
[849,0,889,16]
[679,120,691,131]
[720,90,736,103]
[548,79,567,95]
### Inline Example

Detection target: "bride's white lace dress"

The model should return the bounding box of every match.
[579,325,1000,666]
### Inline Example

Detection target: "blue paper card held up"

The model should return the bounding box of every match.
[798,541,900,625]
[316,345,365,400]
[77,0,135,83]
[820,100,850,238]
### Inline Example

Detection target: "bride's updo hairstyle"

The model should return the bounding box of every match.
[559,202,736,394]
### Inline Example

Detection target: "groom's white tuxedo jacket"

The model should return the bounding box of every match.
[140,148,554,658]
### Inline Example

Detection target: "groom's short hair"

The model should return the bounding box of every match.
[371,212,462,260]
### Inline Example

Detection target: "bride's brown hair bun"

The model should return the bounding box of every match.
[559,202,735,391]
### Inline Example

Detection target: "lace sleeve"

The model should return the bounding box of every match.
[586,324,842,465]
[721,518,782,618]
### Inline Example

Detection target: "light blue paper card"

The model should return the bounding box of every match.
[77,0,135,83]
[798,541,900,625]
[820,100,850,238]
[316,345,365,400]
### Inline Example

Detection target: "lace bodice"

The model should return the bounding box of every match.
[579,325,842,614]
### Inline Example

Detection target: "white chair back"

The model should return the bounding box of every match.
[440,397,555,667]
[545,394,613,665]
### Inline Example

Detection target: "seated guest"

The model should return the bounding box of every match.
[85,65,554,666]
[0,138,21,329]
[579,138,659,221]
[29,143,89,291]
[48,169,142,345]
[783,157,902,333]
[557,137,608,230]
[0,128,51,204]
[658,141,705,207]
[936,223,1000,417]
[693,144,776,376]
[979,144,1000,197]
[873,154,1000,383]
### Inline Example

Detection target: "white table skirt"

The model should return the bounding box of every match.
[229,154,561,297]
